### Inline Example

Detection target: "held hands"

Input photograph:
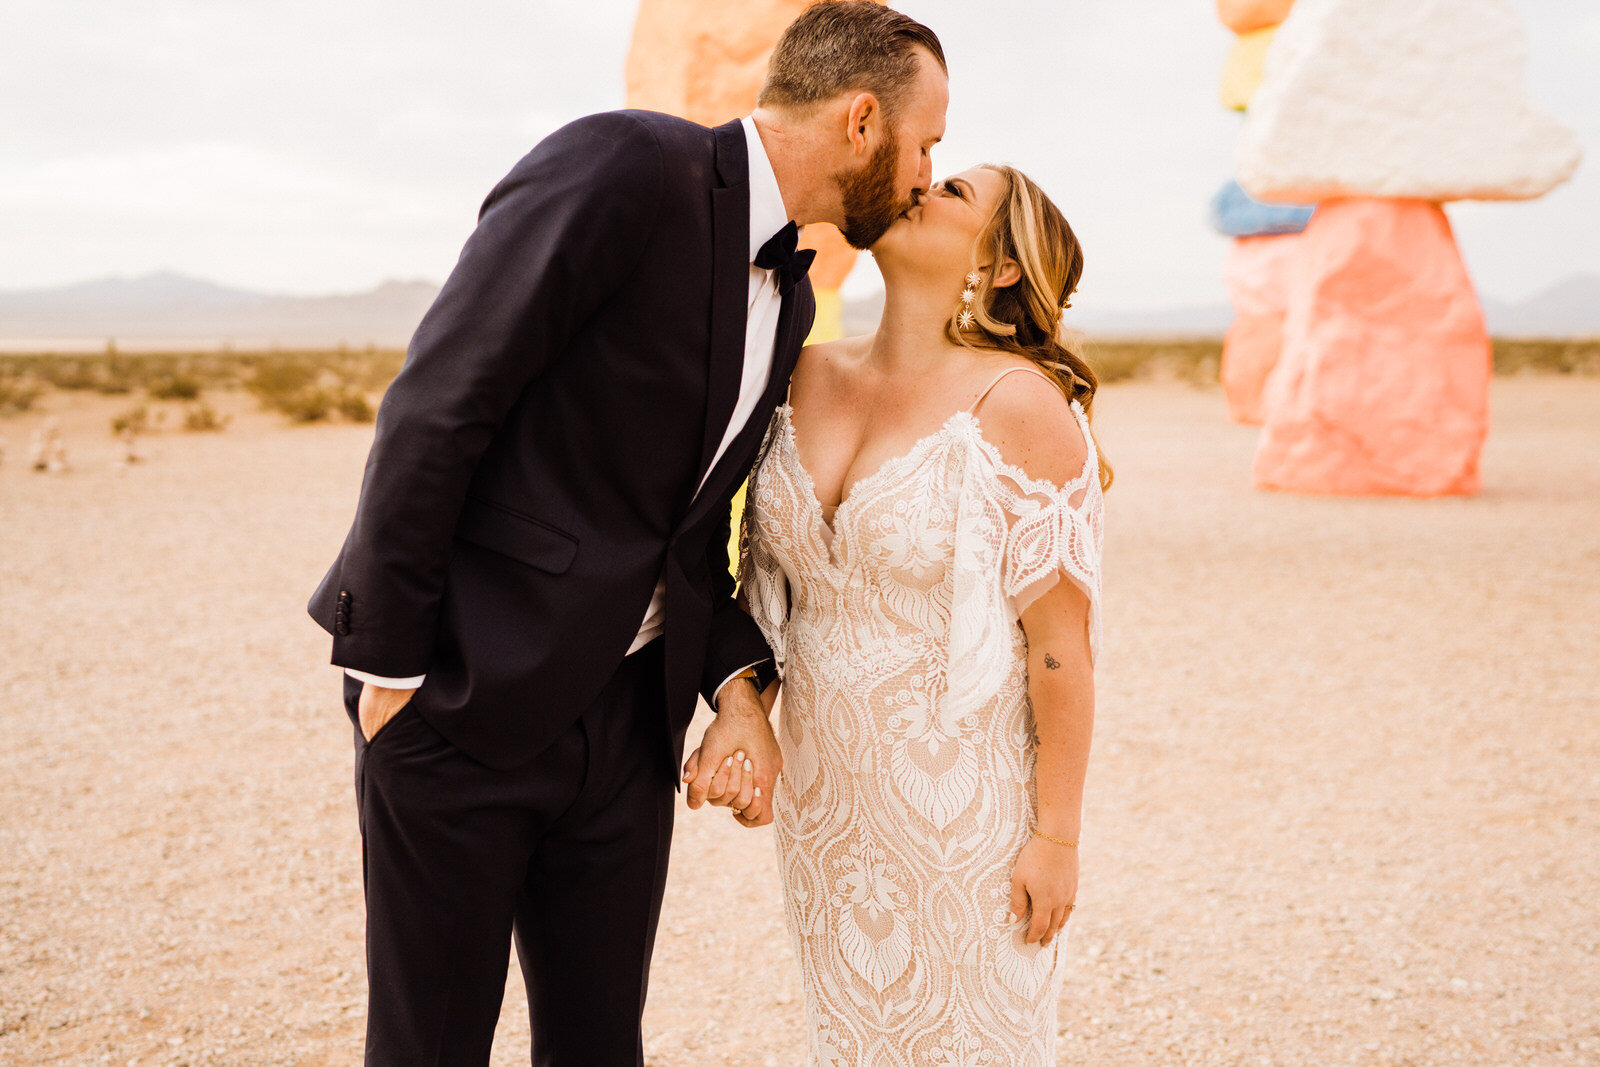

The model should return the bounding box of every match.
[1009,835,1079,947]
[683,678,782,827]
[357,683,415,742]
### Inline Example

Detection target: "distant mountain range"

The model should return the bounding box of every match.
[853,274,1600,339]
[1479,275,1600,338]
[1,270,1596,349]
[0,271,440,349]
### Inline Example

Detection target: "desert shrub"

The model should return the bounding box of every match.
[183,403,230,432]
[111,404,149,435]
[1493,338,1600,376]
[248,358,317,397]
[149,374,202,400]
[276,388,335,423]
[348,349,407,394]
[1082,337,1600,382]
[1085,339,1223,385]
[96,350,140,394]
[248,358,323,420]
[335,390,374,422]
[0,378,42,414]
[38,359,101,390]
[242,352,405,423]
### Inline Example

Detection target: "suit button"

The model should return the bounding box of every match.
[335,619,350,636]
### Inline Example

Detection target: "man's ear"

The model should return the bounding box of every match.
[844,92,880,156]
[992,258,1023,289]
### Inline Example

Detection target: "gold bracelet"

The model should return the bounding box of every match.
[1033,829,1078,848]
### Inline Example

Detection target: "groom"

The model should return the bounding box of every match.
[307,3,947,1063]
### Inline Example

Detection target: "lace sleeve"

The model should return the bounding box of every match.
[737,415,791,678]
[989,402,1104,664]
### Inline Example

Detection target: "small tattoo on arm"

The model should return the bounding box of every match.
[1042,653,1060,670]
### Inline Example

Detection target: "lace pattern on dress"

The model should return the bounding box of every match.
[736,396,1104,1067]
[739,411,793,677]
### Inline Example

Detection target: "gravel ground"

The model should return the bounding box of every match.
[1,378,1597,1066]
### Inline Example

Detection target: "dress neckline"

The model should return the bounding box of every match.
[777,396,1095,535]
[780,404,974,537]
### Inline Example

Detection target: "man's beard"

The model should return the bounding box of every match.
[834,129,910,250]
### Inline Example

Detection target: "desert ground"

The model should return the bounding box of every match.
[1,375,1597,1066]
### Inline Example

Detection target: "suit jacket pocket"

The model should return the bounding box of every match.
[454,496,579,574]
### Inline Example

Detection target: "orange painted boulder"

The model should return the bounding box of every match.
[1253,198,1491,496]
[1216,0,1296,35]
[1221,233,1303,424]
[625,0,865,296]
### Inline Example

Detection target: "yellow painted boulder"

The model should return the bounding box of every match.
[1220,26,1278,111]
[1216,0,1296,35]
[625,0,864,298]
[1253,198,1491,496]
[1221,233,1303,424]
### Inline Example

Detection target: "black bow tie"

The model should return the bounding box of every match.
[755,221,816,297]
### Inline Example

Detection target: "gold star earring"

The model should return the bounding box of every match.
[957,272,980,329]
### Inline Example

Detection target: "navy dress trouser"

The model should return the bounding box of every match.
[344,639,674,1066]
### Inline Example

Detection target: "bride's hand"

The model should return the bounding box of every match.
[683,678,782,826]
[1009,836,1078,947]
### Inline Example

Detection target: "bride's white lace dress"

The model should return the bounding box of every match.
[739,369,1104,1066]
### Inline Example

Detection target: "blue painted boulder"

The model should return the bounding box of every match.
[1209,179,1315,237]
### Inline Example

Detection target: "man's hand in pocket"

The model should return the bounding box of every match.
[358,683,415,742]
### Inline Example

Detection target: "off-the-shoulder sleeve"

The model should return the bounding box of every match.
[989,402,1104,664]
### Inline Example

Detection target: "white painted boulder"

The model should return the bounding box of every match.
[1237,0,1582,203]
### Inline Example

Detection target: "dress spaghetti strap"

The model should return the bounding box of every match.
[966,365,1056,413]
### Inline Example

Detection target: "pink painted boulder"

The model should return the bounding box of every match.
[1221,233,1303,425]
[1253,198,1491,496]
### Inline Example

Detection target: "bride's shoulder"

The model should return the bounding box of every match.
[969,362,1091,490]
[791,334,872,401]
[795,334,872,374]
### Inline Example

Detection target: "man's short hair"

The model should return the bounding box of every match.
[759,1,947,120]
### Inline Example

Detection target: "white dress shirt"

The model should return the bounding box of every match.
[348,116,789,707]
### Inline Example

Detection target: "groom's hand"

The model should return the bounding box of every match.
[683,679,781,826]
[358,683,414,742]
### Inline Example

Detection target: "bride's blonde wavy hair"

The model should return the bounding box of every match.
[949,164,1111,490]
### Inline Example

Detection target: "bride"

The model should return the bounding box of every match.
[732,163,1108,1064]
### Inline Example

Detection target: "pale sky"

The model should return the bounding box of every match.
[3,0,1595,311]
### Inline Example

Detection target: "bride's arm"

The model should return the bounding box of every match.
[1012,584,1095,945]
[972,366,1100,947]
[734,584,782,716]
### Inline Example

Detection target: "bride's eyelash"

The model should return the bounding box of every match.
[946,182,964,200]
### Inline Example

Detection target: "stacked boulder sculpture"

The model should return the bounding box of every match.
[626,0,872,344]
[1216,0,1581,496]
[1210,0,1316,427]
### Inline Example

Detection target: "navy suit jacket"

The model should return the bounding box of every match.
[308,111,814,770]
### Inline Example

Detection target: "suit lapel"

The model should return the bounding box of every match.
[696,120,751,487]
[685,277,815,528]
[769,278,812,400]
